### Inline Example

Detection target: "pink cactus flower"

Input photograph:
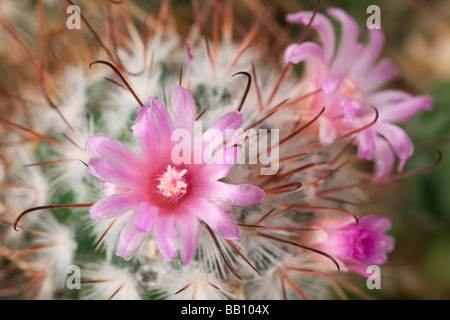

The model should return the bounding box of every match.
[86,85,264,263]
[284,8,433,179]
[310,214,395,275]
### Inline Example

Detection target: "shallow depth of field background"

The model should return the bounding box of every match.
[155,0,450,299]
[1,0,450,299]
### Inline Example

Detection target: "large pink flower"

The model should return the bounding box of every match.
[310,214,394,276]
[86,86,264,263]
[285,8,433,179]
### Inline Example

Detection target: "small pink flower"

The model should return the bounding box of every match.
[86,85,264,263]
[285,8,433,179]
[310,214,395,275]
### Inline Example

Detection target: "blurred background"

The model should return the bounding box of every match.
[1,0,449,299]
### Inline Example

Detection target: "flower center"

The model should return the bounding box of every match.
[156,165,188,203]
[339,78,361,100]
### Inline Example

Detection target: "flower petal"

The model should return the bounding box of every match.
[208,111,243,133]
[176,211,199,264]
[360,58,399,93]
[195,162,234,181]
[350,28,385,77]
[88,158,142,189]
[149,97,175,137]
[359,214,392,233]
[172,85,197,134]
[132,104,173,162]
[85,135,141,168]
[375,122,414,172]
[194,181,265,206]
[116,214,149,261]
[183,197,240,240]
[134,202,158,233]
[373,137,395,180]
[357,128,377,160]
[195,144,241,179]
[327,7,359,76]
[323,77,341,95]
[379,95,433,123]
[319,117,338,146]
[102,182,130,196]
[286,11,335,63]
[340,97,362,119]
[90,192,142,220]
[363,90,412,108]
[154,210,178,261]
[200,111,243,155]
[284,42,327,67]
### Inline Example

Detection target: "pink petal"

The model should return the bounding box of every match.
[284,42,328,79]
[373,137,395,180]
[85,135,142,168]
[286,11,335,63]
[195,162,234,181]
[194,181,265,206]
[375,122,414,172]
[363,90,412,108]
[319,229,354,260]
[383,235,395,253]
[347,262,368,276]
[340,97,362,119]
[176,211,199,264]
[90,192,142,220]
[327,7,359,77]
[182,197,240,240]
[132,104,173,162]
[149,97,175,137]
[357,128,377,160]
[88,158,142,189]
[134,202,158,233]
[223,143,241,165]
[172,85,197,134]
[319,117,338,146]
[154,211,178,261]
[359,214,392,233]
[204,140,241,167]
[360,58,399,93]
[102,182,130,196]
[350,28,385,77]
[116,214,149,261]
[379,95,433,123]
[284,42,327,65]
[132,106,159,157]
[323,77,341,95]
[201,111,243,154]
[209,200,233,215]
[195,144,241,179]
[205,111,243,138]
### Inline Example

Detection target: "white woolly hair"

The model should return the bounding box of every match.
[30,212,77,291]
[81,211,131,261]
[99,36,179,138]
[24,64,103,136]
[187,42,256,92]
[0,0,38,52]
[47,66,90,135]
[244,253,333,300]
[146,260,236,300]
[231,205,304,277]
[1,147,49,232]
[81,262,141,300]
[195,224,244,282]
[44,115,94,200]
[0,155,5,183]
